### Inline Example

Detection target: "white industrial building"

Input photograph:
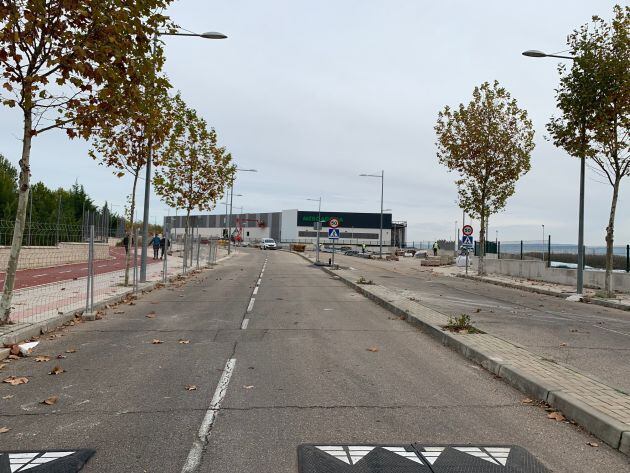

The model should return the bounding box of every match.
[164,209,407,247]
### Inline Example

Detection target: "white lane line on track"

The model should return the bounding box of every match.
[247,298,255,313]
[241,318,249,330]
[59,270,72,274]
[257,278,262,286]
[33,274,47,278]
[253,286,259,295]
[181,358,236,473]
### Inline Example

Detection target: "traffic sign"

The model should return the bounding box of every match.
[328,217,340,228]
[328,228,340,239]
[462,235,474,247]
[463,224,473,236]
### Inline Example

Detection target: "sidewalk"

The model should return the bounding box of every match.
[1,248,229,346]
[296,251,630,456]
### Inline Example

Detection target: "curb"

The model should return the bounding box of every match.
[294,251,630,456]
[458,274,630,312]
[1,254,234,350]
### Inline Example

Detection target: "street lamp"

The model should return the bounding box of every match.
[307,197,322,263]
[360,171,385,258]
[139,28,227,283]
[228,168,257,255]
[523,49,583,296]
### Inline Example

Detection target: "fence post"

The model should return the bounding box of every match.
[196,235,201,269]
[547,235,551,268]
[520,240,523,260]
[133,228,139,293]
[497,241,501,259]
[626,244,629,273]
[83,224,95,320]
[162,223,168,283]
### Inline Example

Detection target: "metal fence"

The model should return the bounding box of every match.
[486,239,630,272]
[1,220,226,325]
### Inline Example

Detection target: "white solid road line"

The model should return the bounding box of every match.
[257,278,262,286]
[247,298,255,313]
[241,318,249,330]
[181,358,236,473]
[253,286,259,295]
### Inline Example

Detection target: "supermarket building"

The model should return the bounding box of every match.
[164,209,407,247]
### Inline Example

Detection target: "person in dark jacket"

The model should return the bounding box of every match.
[160,235,170,259]
[150,234,161,259]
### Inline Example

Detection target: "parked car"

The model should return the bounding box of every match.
[260,238,277,250]
[344,250,359,256]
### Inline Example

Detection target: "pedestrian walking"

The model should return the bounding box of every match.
[362,243,366,254]
[150,233,161,259]
[123,233,131,255]
[432,241,440,256]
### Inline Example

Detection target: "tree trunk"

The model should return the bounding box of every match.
[123,174,139,286]
[0,109,33,324]
[604,177,620,297]
[184,211,190,271]
[478,206,486,276]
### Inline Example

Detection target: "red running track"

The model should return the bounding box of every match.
[0,247,163,291]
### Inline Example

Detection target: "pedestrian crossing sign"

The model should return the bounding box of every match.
[462,235,474,247]
[328,228,340,239]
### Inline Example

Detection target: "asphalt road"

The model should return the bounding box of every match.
[0,247,162,291]
[1,249,628,472]
[331,253,630,393]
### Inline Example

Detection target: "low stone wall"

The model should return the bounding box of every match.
[477,258,630,293]
[0,242,110,270]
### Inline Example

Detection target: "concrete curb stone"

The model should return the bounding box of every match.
[292,251,630,457]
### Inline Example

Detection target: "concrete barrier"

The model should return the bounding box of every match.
[477,258,630,293]
[0,242,110,270]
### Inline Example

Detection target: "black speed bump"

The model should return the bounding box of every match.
[0,449,95,472]
[298,444,550,473]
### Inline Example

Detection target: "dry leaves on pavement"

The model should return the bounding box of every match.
[151,339,163,345]
[243,385,254,389]
[35,356,51,362]
[178,339,190,344]
[547,412,565,422]
[366,346,379,352]
[65,348,77,354]
[0,363,6,370]
[113,310,125,315]
[0,427,10,434]
[586,442,599,447]
[41,396,59,406]
[185,384,197,391]
[2,395,14,400]
[49,365,65,375]
[56,354,66,359]
[146,312,157,318]
[521,398,534,404]
[3,376,29,386]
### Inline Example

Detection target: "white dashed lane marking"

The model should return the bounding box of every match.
[241,319,249,330]
[253,286,259,295]
[247,298,255,313]
[181,358,236,473]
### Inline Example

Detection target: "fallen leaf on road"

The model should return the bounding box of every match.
[0,363,6,370]
[586,442,599,447]
[56,354,66,359]
[366,346,379,352]
[547,412,565,422]
[145,313,156,318]
[521,398,534,404]
[65,348,77,354]
[185,384,197,391]
[113,311,125,314]
[8,355,19,360]
[2,395,14,399]
[41,396,58,406]
[57,310,64,315]
[35,356,51,362]
[178,339,190,344]
[559,342,567,347]
[151,339,163,344]
[9,345,20,356]
[3,376,28,386]
[475,308,481,313]
[0,427,10,433]
[49,365,65,375]
[128,302,136,306]
[243,385,254,389]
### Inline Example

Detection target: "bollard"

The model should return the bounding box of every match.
[84,224,96,320]
[520,240,523,260]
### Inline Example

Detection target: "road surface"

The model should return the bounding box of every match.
[0,250,627,472]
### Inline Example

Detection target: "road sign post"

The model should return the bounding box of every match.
[328,228,340,267]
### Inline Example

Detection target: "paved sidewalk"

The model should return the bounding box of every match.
[1,249,229,346]
[297,251,630,456]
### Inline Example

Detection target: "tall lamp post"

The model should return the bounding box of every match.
[307,197,322,263]
[522,49,583,296]
[228,168,257,255]
[139,29,227,283]
[360,170,385,258]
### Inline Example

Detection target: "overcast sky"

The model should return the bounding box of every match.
[1,0,627,246]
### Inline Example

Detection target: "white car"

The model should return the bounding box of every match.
[260,238,277,250]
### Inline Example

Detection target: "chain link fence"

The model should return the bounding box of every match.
[1,218,227,326]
